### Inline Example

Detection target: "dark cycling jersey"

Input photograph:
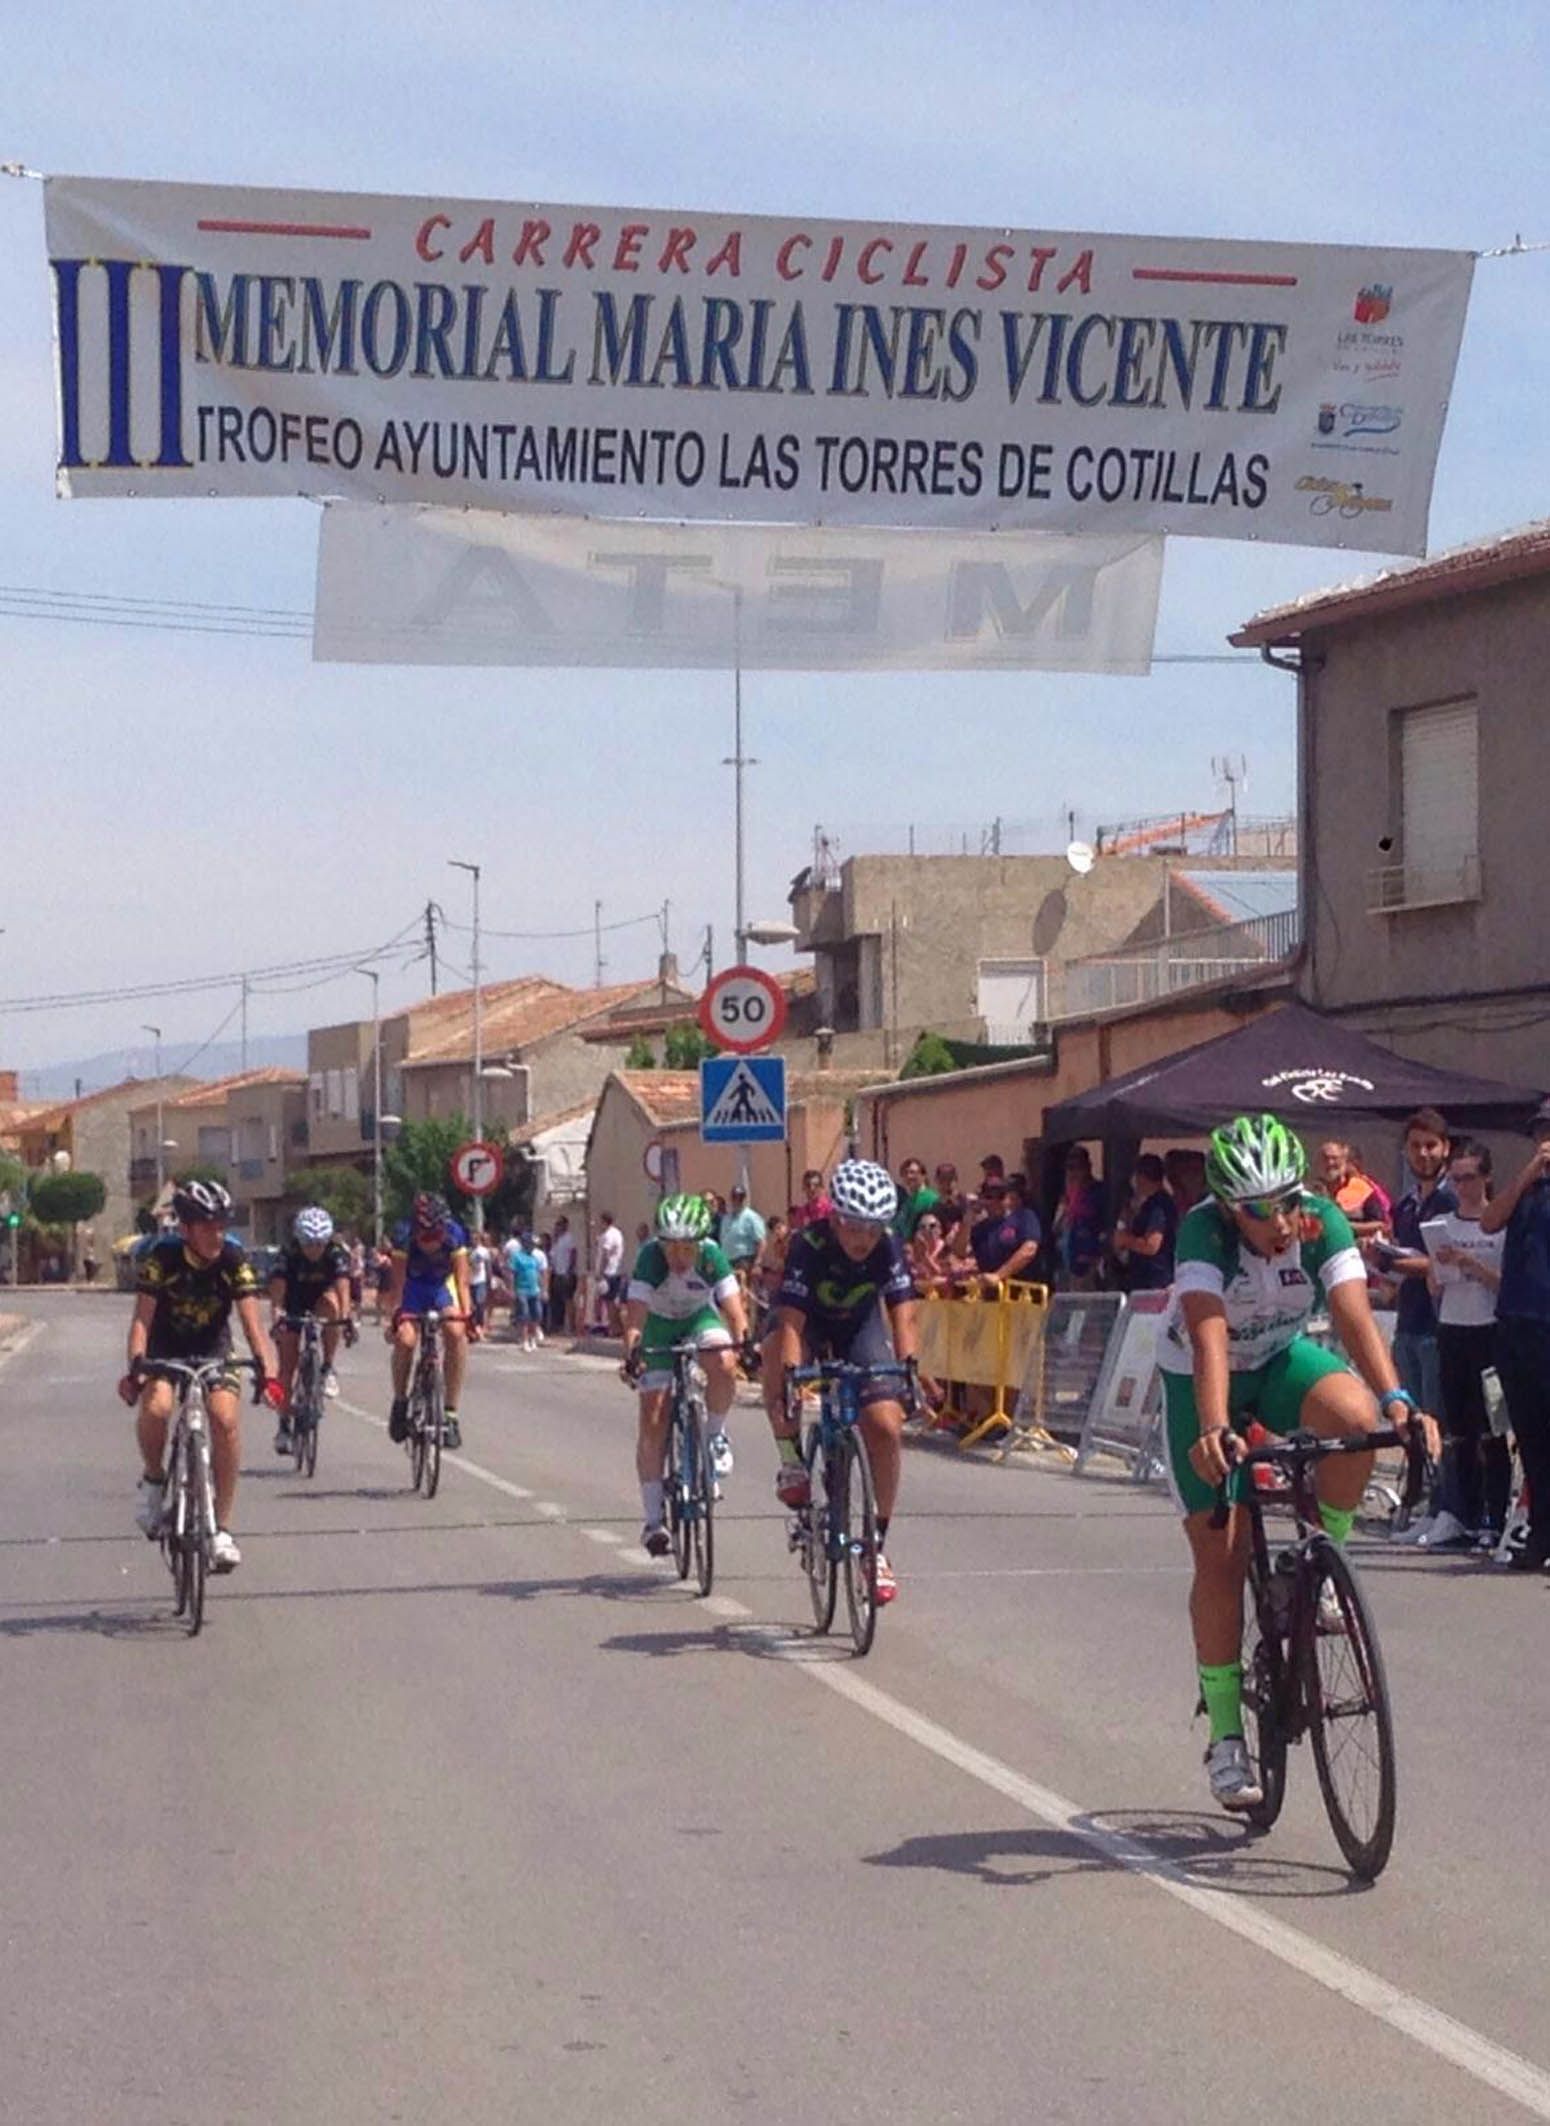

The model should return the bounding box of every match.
[272,1239,351,1317]
[135,1233,258,1359]
[772,1220,915,1330]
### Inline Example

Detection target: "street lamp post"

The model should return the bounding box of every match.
[357,966,384,1250]
[449,858,484,1231]
[142,1024,165,1200]
[714,583,755,960]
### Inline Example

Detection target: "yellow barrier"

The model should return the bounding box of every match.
[915,1281,1049,1450]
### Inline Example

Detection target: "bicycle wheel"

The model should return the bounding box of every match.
[839,1429,879,1657]
[803,1428,837,1633]
[688,1402,714,1598]
[299,1407,319,1479]
[1302,1542,1397,1878]
[185,1433,211,1637]
[422,1373,444,1500]
[668,1396,693,1580]
[1239,1561,1290,1831]
[294,1350,320,1472]
[167,1436,189,1618]
[408,1389,428,1492]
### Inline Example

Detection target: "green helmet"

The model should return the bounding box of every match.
[656,1192,713,1242]
[1205,1113,1307,1203]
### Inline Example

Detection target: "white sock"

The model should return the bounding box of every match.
[708,1416,730,1440]
[641,1479,664,1524]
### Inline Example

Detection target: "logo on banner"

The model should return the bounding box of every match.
[1259,1066,1376,1104]
[1354,284,1393,325]
[1296,476,1394,519]
[1315,402,1402,443]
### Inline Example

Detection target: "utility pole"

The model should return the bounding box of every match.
[240,974,249,1072]
[594,900,605,987]
[424,899,440,994]
[719,585,756,959]
[358,966,384,1250]
[142,1025,165,1202]
[449,860,484,1232]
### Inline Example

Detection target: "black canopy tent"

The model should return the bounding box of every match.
[1042,1002,1544,1142]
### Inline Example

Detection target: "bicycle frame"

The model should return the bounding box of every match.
[143,1355,259,1635]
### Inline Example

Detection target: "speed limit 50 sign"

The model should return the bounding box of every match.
[697,964,787,1055]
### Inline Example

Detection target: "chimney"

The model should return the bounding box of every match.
[657,951,679,997]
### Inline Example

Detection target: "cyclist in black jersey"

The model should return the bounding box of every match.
[761,1159,919,1603]
[118,1178,280,1573]
[267,1205,355,1454]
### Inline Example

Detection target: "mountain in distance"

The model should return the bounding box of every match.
[15,1033,309,1102]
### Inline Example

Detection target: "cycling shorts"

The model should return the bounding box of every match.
[780,1301,904,1411]
[638,1308,732,1390]
[1162,1335,1352,1516]
[400,1276,457,1318]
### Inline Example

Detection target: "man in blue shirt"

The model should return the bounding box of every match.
[968,1173,1042,1288]
[382,1192,477,1450]
[1373,1109,1456,1426]
[1112,1154,1178,1292]
[1482,1102,1550,1571]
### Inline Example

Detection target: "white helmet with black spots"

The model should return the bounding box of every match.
[828,1159,898,1227]
[294,1205,335,1245]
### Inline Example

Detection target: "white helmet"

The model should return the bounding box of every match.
[293,1205,335,1245]
[828,1159,898,1226]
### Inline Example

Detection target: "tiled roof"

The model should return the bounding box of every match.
[404,979,664,1065]
[615,1071,703,1125]
[164,1066,303,1109]
[19,1074,195,1133]
[1174,870,1299,927]
[508,1100,596,1145]
[1232,518,1550,646]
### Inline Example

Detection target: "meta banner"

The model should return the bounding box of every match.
[45,175,1475,553]
[313,507,1164,673]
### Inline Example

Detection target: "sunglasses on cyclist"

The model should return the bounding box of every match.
[1236,1189,1303,1222]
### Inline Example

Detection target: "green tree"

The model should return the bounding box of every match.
[27,1171,107,1225]
[901,1031,959,1079]
[623,1033,657,1069]
[382,1115,535,1238]
[663,1020,714,1069]
[292,1164,373,1236]
[0,1153,24,1201]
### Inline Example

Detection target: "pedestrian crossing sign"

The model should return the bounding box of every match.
[699,1054,787,1143]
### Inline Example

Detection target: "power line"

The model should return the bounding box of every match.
[440,909,663,943]
[0,918,423,1016]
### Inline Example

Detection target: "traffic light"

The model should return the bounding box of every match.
[4,1213,19,1229]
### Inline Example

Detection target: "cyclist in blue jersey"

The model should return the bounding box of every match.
[761,1159,919,1603]
[383,1191,479,1451]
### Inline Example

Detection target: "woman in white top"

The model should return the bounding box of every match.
[1428,1140,1508,1544]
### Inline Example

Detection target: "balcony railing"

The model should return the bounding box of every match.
[1365,853,1482,914]
[1061,907,1300,1018]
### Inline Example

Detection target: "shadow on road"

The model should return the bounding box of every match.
[0,1603,177,1641]
[864,1810,1357,1900]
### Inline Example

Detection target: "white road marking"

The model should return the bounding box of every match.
[533,1501,565,1520]
[336,1401,534,1501]
[341,1385,1550,2116]
[580,1528,625,1547]
[755,1633,1550,2121]
[0,1322,44,1372]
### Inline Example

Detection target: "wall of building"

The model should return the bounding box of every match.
[306,1020,375,1162]
[1301,576,1550,1028]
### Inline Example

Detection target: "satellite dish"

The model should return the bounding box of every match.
[1066,840,1095,876]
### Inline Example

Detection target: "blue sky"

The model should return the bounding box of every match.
[4,0,1548,1077]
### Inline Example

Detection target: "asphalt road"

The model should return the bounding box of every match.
[2,1291,1548,2125]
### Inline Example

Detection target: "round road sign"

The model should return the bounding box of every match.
[643,1140,666,1183]
[450,1139,504,1197]
[698,964,787,1054]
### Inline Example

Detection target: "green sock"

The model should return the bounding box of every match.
[1198,1661,1244,1744]
[777,1438,802,1466]
[1319,1502,1356,1546]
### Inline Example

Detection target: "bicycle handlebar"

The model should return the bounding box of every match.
[783,1355,921,1414]
[132,1353,271,1403]
[1209,1423,1429,1530]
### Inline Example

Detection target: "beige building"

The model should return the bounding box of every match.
[126,1067,305,1238]
[583,1067,889,1249]
[14,1075,194,1251]
[789,848,1295,1058]
[1233,521,1550,1091]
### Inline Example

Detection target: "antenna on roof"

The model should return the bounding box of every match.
[1211,755,1248,857]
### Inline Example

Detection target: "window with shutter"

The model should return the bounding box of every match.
[1370,699,1480,911]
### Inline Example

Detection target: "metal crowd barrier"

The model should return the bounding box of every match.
[914,1280,1050,1450]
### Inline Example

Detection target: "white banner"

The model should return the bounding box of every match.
[313,506,1163,671]
[45,175,1474,554]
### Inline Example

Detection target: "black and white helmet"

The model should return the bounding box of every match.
[293,1205,335,1245]
[828,1159,898,1227]
[171,1177,233,1223]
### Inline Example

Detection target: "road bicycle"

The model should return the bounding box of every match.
[1215,1423,1428,1880]
[400,1309,465,1499]
[141,1355,265,1637]
[279,1314,327,1479]
[663,1341,715,1596]
[784,1358,917,1658]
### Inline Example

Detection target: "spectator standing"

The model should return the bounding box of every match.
[1052,1146,1106,1290]
[1372,1109,1455,1425]
[1421,1141,1507,1549]
[548,1214,579,1335]
[908,1211,950,1295]
[932,1162,970,1244]
[504,1230,546,1352]
[968,1173,1042,1289]
[1164,1148,1208,1219]
[594,1212,626,1336]
[719,1184,767,1275]
[1481,1102,1550,1571]
[467,1232,494,1332]
[893,1157,940,1240]
[1316,1139,1392,1238]
[789,1169,832,1231]
[1111,1154,1178,1292]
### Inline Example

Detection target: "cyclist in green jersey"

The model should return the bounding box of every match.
[1163,1114,1438,1813]
[622,1194,750,1557]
